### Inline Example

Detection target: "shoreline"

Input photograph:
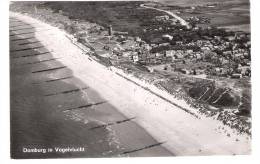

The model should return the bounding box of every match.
[9,14,173,157]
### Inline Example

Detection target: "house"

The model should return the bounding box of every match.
[122,51,131,57]
[231,73,242,79]
[135,37,142,42]
[238,66,250,76]
[243,52,249,58]
[155,15,170,21]
[132,52,139,63]
[195,53,202,60]
[176,41,183,45]
[162,34,173,40]
[147,67,154,73]
[234,53,243,59]
[186,49,193,54]
[165,50,175,57]
[175,53,184,59]
[155,53,164,57]
[220,58,229,65]
[223,51,232,56]
[227,36,235,41]
[179,68,190,74]
[143,44,152,51]
[159,42,170,46]
[215,67,222,74]
[201,46,210,51]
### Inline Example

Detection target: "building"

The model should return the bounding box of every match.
[108,25,113,36]
[166,50,175,57]
[162,34,173,40]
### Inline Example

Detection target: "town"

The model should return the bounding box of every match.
[64,6,251,136]
[73,11,251,80]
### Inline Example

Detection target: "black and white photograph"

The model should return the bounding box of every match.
[8,0,254,160]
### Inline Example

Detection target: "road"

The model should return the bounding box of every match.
[140,4,190,28]
[9,16,173,158]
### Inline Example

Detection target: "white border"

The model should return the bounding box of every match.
[1,0,259,163]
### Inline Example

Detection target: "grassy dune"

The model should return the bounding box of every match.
[42,1,164,36]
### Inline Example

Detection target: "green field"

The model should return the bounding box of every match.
[152,0,250,32]
[41,1,165,36]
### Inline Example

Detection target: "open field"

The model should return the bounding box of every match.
[40,1,164,36]
[181,4,249,29]
[11,1,250,32]
[150,0,250,32]
[220,24,250,33]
